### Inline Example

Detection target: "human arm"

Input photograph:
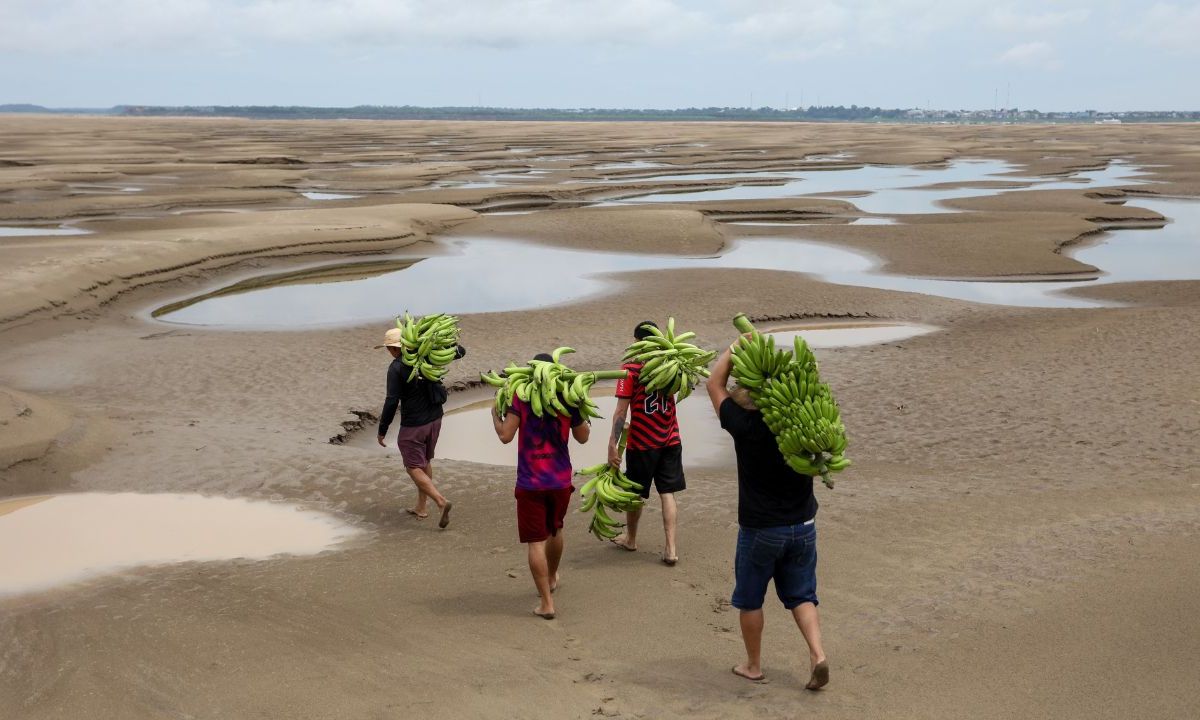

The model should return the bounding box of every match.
[378,362,403,445]
[492,404,520,444]
[707,342,735,415]
[607,397,631,465]
[571,406,591,444]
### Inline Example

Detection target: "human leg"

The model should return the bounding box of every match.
[546,532,564,592]
[408,462,432,516]
[734,609,766,680]
[731,526,780,681]
[656,446,685,564]
[775,523,827,689]
[527,540,555,617]
[660,492,678,564]
[791,603,828,689]
[613,507,641,550]
[404,465,446,509]
[613,447,655,551]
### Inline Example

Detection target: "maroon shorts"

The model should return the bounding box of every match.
[514,486,574,543]
[396,419,442,469]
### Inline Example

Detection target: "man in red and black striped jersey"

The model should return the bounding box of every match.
[607,320,685,565]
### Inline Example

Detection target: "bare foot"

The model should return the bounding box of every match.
[609,535,636,552]
[438,501,453,529]
[662,554,678,566]
[533,607,556,620]
[805,661,829,691]
[732,665,767,683]
[405,508,429,519]
[550,572,560,593]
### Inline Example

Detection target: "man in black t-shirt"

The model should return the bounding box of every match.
[707,336,829,691]
[375,327,465,529]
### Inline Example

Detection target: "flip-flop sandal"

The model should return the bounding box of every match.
[405,508,429,519]
[662,556,678,566]
[532,609,556,620]
[805,661,829,691]
[438,502,453,529]
[609,538,636,552]
[731,666,767,683]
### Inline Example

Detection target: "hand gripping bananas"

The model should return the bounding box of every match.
[621,317,717,401]
[575,425,645,539]
[730,313,851,489]
[394,312,462,382]
[480,346,626,420]
[575,462,645,539]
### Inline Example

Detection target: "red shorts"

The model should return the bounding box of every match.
[396,419,441,469]
[514,486,573,543]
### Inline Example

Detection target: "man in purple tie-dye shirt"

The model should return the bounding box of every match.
[492,353,590,619]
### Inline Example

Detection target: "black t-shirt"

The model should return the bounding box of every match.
[378,345,465,434]
[719,398,818,528]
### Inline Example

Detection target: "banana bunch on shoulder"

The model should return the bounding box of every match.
[731,313,851,489]
[394,312,461,382]
[575,462,645,539]
[480,346,626,419]
[622,317,717,401]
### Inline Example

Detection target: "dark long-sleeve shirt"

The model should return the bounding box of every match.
[378,345,465,436]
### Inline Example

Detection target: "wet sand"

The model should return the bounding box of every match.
[1,117,1198,720]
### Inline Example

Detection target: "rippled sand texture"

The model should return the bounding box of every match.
[1,116,1198,720]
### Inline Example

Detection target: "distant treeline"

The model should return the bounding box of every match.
[3,103,1198,123]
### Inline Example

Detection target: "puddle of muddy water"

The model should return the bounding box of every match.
[301,191,359,200]
[768,323,937,347]
[0,225,92,237]
[0,493,360,598]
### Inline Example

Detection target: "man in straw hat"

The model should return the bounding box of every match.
[376,326,465,528]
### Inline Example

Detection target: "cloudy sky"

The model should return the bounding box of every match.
[2,0,1196,110]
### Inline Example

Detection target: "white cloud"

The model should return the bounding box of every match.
[1124,2,1200,53]
[986,5,1090,32]
[997,41,1060,69]
[0,0,710,52]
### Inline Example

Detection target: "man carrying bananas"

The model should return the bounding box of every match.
[376,326,465,528]
[492,353,591,620]
[705,336,829,691]
[608,320,685,565]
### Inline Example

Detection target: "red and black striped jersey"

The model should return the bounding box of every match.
[615,362,681,451]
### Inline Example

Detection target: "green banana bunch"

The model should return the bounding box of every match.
[480,346,626,420]
[621,317,717,401]
[730,313,851,488]
[394,312,461,383]
[576,461,645,539]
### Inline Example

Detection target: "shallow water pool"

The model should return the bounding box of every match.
[0,493,360,598]
[150,196,1197,328]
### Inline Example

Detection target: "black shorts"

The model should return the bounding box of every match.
[624,445,686,498]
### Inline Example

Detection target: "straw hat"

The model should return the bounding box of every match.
[374,327,406,349]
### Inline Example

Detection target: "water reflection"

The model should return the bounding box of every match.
[152,197,1198,328]
[597,160,1149,214]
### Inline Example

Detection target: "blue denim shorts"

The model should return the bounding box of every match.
[732,522,818,611]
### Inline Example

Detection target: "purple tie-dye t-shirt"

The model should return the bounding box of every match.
[513,397,582,491]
